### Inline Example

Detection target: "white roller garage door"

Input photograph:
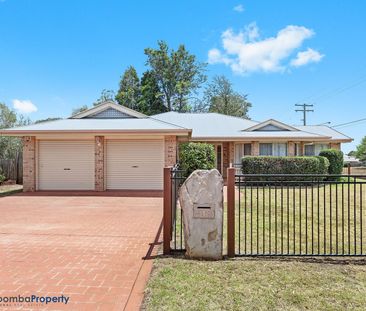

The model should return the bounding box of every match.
[106,140,164,190]
[38,141,95,190]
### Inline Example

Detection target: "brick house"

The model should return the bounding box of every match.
[0,101,352,192]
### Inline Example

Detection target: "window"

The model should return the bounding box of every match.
[259,143,273,156]
[314,143,329,155]
[244,144,252,156]
[304,145,315,156]
[235,143,252,163]
[304,144,329,156]
[259,143,288,156]
[273,143,287,156]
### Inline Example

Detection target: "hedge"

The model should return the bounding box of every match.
[319,149,344,175]
[178,142,216,177]
[315,156,331,175]
[241,156,330,180]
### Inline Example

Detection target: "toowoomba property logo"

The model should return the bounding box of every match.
[0,294,69,307]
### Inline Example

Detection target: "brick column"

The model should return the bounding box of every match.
[330,143,340,150]
[288,141,296,156]
[229,142,235,166]
[252,141,259,156]
[164,136,177,167]
[299,142,305,156]
[95,136,105,191]
[23,136,36,192]
[222,142,230,178]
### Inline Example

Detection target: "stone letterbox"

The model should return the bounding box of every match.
[179,169,223,260]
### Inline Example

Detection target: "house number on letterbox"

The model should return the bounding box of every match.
[193,203,215,219]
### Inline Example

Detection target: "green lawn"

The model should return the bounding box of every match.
[149,182,366,310]
[143,257,366,311]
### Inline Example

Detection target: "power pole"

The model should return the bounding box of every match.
[295,103,314,126]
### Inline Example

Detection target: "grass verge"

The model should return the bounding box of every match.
[0,184,23,196]
[143,256,366,311]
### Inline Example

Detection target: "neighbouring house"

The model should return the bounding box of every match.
[0,101,352,192]
[344,155,362,166]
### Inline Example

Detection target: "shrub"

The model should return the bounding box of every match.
[319,149,344,175]
[179,143,216,177]
[241,156,329,181]
[315,156,330,175]
[0,168,5,184]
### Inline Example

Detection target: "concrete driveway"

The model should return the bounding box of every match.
[0,192,163,310]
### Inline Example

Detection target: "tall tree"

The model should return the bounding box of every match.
[115,66,140,110]
[355,136,366,162]
[94,89,116,106]
[0,103,30,159]
[71,105,88,116]
[202,75,251,118]
[144,41,206,112]
[139,71,167,115]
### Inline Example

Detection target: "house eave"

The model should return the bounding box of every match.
[0,129,192,137]
[190,136,334,142]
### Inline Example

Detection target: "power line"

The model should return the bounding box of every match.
[332,117,366,128]
[295,72,366,105]
[295,103,314,125]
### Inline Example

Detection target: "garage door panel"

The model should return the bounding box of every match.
[38,141,95,190]
[106,140,164,190]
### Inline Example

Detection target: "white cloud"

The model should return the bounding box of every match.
[208,23,322,74]
[208,49,232,65]
[233,4,244,12]
[12,99,38,113]
[290,48,324,67]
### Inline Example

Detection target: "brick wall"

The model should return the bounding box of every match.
[229,142,235,165]
[164,136,177,167]
[95,136,105,191]
[252,141,259,156]
[23,136,36,192]
[222,142,230,178]
[330,142,341,150]
[288,141,296,156]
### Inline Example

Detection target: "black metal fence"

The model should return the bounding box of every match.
[235,174,366,256]
[170,167,186,252]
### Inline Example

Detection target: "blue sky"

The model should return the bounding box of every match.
[0,0,365,152]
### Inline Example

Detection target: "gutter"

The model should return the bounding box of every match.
[0,128,192,136]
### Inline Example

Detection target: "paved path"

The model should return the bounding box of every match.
[0,192,162,310]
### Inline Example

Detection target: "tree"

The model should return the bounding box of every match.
[115,66,140,110]
[139,71,167,115]
[71,105,88,116]
[355,136,366,162]
[35,117,62,124]
[93,89,116,106]
[144,40,206,112]
[0,103,30,159]
[202,75,251,118]
[0,102,17,129]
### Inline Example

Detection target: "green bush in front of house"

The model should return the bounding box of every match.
[179,142,216,177]
[319,149,344,175]
[315,156,331,175]
[241,156,330,180]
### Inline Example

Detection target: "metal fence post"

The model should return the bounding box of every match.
[163,167,172,255]
[227,167,236,257]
